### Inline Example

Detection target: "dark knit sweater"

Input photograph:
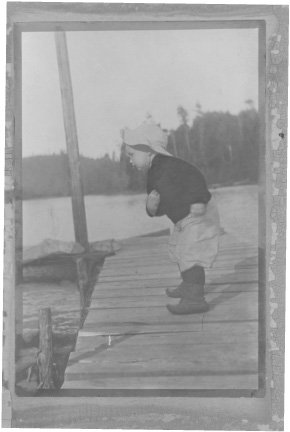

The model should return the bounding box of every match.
[146,154,211,224]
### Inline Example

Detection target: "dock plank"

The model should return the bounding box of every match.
[92,281,258,295]
[74,322,258,352]
[90,290,257,309]
[84,306,204,326]
[85,300,257,327]
[98,269,257,283]
[63,375,258,390]
[67,342,257,373]
[103,256,258,270]
[100,262,257,277]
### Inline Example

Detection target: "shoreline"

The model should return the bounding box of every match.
[22,182,257,201]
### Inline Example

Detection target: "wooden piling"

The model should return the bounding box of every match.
[38,308,54,389]
[54,31,89,251]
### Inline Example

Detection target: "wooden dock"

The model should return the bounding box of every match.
[63,232,258,391]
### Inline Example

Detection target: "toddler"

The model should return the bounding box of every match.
[124,123,220,315]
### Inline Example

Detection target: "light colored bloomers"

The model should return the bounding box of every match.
[167,198,220,273]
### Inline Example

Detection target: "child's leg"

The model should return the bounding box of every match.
[166,200,219,312]
[166,265,205,299]
[166,265,209,315]
[182,265,206,302]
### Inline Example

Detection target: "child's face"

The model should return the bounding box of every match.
[125,145,151,170]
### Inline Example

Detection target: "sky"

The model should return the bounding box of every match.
[22,28,258,159]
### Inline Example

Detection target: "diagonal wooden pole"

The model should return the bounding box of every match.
[54,31,89,250]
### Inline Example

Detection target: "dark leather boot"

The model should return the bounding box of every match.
[166,266,209,315]
[166,266,205,298]
[166,296,209,315]
[166,282,189,298]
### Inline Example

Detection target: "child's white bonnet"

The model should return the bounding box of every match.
[123,123,172,156]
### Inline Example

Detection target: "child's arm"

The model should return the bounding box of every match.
[146,190,160,216]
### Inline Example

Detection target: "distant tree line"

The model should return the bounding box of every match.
[120,102,259,190]
[22,104,259,200]
[170,102,259,185]
[22,152,128,199]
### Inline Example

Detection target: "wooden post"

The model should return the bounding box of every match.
[38,308,54,389]
[75,257,89,312]
[54,31,89,250]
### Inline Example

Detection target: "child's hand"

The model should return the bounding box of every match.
[190,203,206,216]
[146,190,160,216]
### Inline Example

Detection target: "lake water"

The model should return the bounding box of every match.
[23,186,258,248]
[23,194,172,248]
